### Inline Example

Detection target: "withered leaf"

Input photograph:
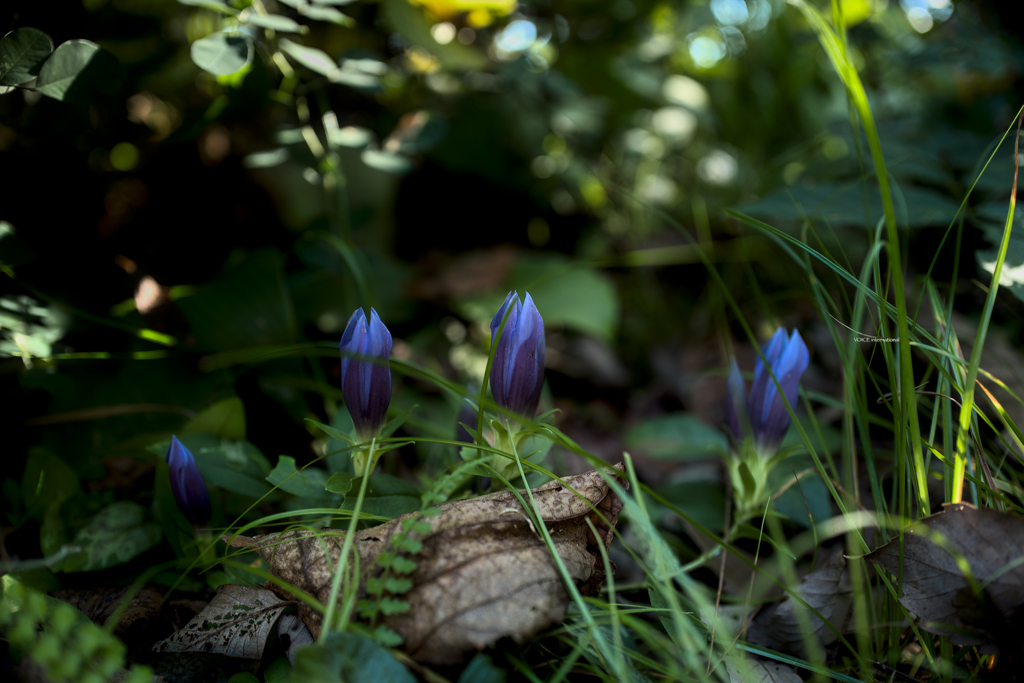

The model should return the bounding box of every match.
[51,583,166,646]
[747,549,850,657]
[724,656,802,683]
[152,584,291,659]
[865,503,1024,645]
[230,466,625,664]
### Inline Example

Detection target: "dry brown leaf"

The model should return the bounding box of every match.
[152,584,291,659]
[229,466,625,664]
[51,584,166,646]
[865,503,1024,645]
[747,549,850,657]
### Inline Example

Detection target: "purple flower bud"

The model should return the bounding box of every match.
[726,328,809,452]
[340,307,393,440]
[489,291,546,418]
[166,435,211,526]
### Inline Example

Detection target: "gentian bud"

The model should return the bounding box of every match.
[726,328,809,453]
[166,435,211,526]
[339,307,392,440]
[489,291,546,418]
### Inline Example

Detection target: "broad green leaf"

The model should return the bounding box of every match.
[63,502,162,572]
[20,448,79,519]
[0,28,54,86]
[655,480,726,532]
[267,456,337,500]
[243,148,289,168]
[365,473,419,497]
[279,39,339,78]
[300,6,356,26]
[325,472,354,494]
[360,150,413,175]
[738,180,961,229]
[177,0,234,10]
[332,67,381,91]
[346,495,420,519]
[624,414,728,460]
[328,125,373,149]
[181,396,246,440]
[310,0,359,5]
[455,252,620,341]
[768,464,831,528]
[458,653,506,683]
[35,40,123,104]
[190,33,253,76]
[148,433,273,499]
[40,501,69,557]
[176,250,296,351]
[242,14,304,33]
[291,632,415,683]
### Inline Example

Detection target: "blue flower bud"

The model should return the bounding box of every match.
[166,435,211,526]
[339,307,393,440]
[726,328,809,452]
[489,291,546,418]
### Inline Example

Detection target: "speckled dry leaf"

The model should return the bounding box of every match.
[865,503,1024,645]
[229,466,625,664]
[724,655,802,683]
[747,549,850,657]
[152,584,290,659]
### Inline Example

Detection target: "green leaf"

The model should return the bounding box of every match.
[176,250,297,351]
[20,448,80,519]
[190,33,253,76]
[732,524,796,559]
[396,537,421,553]
[383,577,412,593]
[35,40,123,104]
[738,180,962,229]
[325,472,354,494]
[365,473,419,497]
[458,653,506,683]
[768,464,831,529]
[976,209,1024,305]
[380,404,417,439]
[737,461,757,500]
[0,28,54,86]
[349,495,420,519]
[381,0,488,71]
[371,626,403,648]
[390,556,417,574]
[242,14,304,33]
[181,397,246,440]
[62,502,162,572]
[455,252,620,341]
[39,501,69,558]
[656,480,726,532]
[148,433,272,499]
[267,456,337,500]
[328,125,374,149]
[624,414,728,460]
[300,5,356,27]
[279,39,339,78]
[360,150,413,175]
[378,597,410,616]
[177,0,234,10]
[290,632,416,683]
[243,148,289,169]
[309,0,359,5]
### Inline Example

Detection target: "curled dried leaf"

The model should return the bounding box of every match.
[229,466,625,664]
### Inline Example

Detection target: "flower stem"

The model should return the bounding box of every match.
[318,439,375,642]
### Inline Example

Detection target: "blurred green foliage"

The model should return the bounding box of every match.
[4,0,1024,678]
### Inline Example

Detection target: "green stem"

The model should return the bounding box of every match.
[318,439,375,642]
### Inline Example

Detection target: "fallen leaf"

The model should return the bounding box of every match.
[865,503,1024,645]
[724,655,802,683]
[278,613,313,666]
[152,584,291,659]
[230,466,625,664]
[51,584,166,646]
[747,549,850,657]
